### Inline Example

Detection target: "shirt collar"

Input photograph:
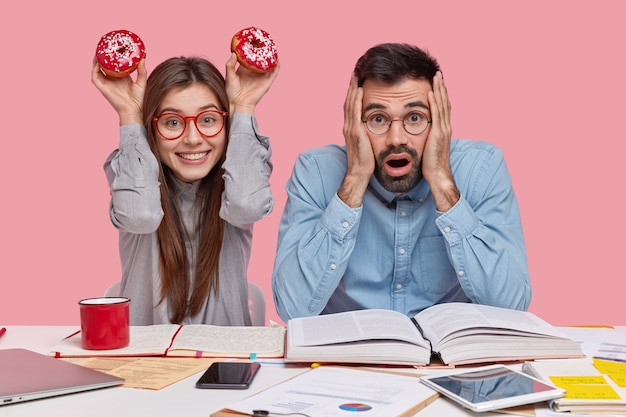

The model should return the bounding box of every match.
[368,175,430,208]
[169,174,201,198]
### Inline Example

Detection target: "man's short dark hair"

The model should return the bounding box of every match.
[354,43,441,87]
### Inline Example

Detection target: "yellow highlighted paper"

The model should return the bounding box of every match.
[593,358,626,387]
[562,384,621,400]
[549,375,621,400]
[593,357,626,374]
[550,376,607,385]
[609,374,626,387]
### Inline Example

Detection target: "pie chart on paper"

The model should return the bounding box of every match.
[338,403,373,412]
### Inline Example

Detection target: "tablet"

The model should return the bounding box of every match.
[420,364,565,412]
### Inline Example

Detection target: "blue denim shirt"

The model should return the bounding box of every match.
[272,140,531,321]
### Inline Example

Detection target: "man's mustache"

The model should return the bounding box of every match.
[379,145,418,160]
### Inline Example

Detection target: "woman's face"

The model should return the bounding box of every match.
[154,83,227,183]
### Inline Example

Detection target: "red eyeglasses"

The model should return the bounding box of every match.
[152,110,228,140]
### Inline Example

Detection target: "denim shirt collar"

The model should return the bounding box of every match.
[368,175,430,208]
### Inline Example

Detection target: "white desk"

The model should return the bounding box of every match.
[0,326,531,417]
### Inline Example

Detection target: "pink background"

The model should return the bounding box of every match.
[1,1,624,327]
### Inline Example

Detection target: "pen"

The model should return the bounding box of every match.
[0,328,6,338]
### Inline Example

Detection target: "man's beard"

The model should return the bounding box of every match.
[374,145,423,194]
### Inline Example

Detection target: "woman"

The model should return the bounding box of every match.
[92,52,279,325]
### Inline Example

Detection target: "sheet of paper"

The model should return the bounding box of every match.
[63,357,215,390]
[222,366,437,417]
[595,342,626,363]
[493,404,536,416]
[533,402,624,417]
[548,374,620,400]
[558,327,626,359]
[593,358,626,388]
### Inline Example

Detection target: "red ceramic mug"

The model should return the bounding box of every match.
[79,297,130,350]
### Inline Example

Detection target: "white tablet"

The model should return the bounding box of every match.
[420,364,565,412]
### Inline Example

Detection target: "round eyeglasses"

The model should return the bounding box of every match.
[152,110,228,140]
[362,111,432,136]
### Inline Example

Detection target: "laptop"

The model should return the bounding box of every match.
[0,348,124,406]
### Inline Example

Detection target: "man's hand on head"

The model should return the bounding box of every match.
[339,76,375,208]
[423,71,459,212]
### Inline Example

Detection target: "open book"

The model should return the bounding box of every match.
[51,324,285,359]
[285,303,584,366]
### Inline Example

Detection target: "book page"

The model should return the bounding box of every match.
[415,303,568,349]
[51,324,181,357]
[169,324,285,357]
[288,309,429,348]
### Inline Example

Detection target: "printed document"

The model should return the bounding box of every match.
[219,366,438,417]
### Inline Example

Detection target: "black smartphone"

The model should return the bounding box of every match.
[195,362,261,389]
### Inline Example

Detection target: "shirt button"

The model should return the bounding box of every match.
[399,248,406,255]
[400,210,407,217]
[444,226,451,233]
[330,263,337,270]
[458,270,465,277]
[396,283,403,290]
[342,221,349,228]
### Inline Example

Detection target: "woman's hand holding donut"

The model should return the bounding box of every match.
[225,53,279,115]
[91,57,147,126]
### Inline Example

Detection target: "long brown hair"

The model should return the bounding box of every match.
[142,57,229,324]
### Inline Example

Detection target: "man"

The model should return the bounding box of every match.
[272,43,531,321]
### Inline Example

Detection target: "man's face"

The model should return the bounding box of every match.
[361,77,432,194]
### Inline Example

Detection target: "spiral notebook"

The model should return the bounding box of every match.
[0,348,124,406]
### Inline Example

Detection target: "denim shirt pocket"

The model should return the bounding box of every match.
[416,236,456,294]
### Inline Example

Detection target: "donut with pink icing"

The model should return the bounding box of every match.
[231,27,278,73]
[96,30,146,78]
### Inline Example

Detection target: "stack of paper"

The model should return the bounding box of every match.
[523,358,626,414]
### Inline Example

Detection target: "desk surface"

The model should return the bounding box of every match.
[1,325,609,417]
